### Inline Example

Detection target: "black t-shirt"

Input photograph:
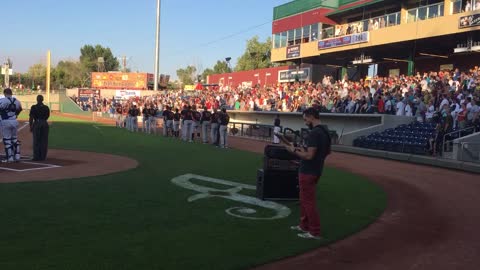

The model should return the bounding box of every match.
[181,109,187,119]
[299,125,331,176]
[193,111,201,121]
[148,108,157,117]
[165,110,174,120]
[29,103,50,122]
[202,111,212,122]
[184,109,193,120]
[219,112,230,125]
[173,112,181,121]
[211,112,219,123]
[132,108,140,117]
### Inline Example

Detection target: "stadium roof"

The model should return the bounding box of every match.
[326,0,385,16]
[273,0,386,21]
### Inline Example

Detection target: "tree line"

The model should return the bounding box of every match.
[3,36,275,90]
[176,36,272,85]
[2,45,120,90]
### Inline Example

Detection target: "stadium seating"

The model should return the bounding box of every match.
[354,122,437,155]
[354,121,478,155]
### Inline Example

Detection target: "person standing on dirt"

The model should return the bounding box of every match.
[0,88,23,163]
[29,95,50,161]
[285,107,331,240]
[218,108,230,148]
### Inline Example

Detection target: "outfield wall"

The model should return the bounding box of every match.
[15,93,61,111]
[66,89,160,99]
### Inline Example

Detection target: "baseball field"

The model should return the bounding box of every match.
[0,116,386,270]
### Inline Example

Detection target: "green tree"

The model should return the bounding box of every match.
[51,60,86,89]
[176,65,197,85]
[80,44,120,72]
[235,36,272,71]
[201,60,232,81]
[213,60,231,74]
[7,73,29,87]
[201,68,215,82]
[28,63,47,89]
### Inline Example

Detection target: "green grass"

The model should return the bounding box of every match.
[0,117,387,270]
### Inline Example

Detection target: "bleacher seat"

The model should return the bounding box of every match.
[352,121,471,156]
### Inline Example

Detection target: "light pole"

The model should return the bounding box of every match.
[46,51,51,103]
[225,57,232,72]
[154,0,161,91]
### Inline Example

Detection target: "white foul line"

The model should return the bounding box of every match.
[22,161,61,168]
[18,122,30,132]
[0,166,60,172]
[0,161,62,172]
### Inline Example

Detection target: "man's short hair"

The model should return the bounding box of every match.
[37,95,44,103]
[4,88,12,95]
[303,107,320,119]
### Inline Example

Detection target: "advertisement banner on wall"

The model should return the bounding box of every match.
[459,13,480,28]
[286,45,301,59]
[78,89,101,101]
[115,90,141,100]
[278,67,311,83]
[184,85,195,91]
[318,32,369,50]
[440,64,454,71]
[92,72,152,90]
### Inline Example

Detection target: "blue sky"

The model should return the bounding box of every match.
[3,0,291,79]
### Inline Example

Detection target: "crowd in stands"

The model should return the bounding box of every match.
[72,66,479,131]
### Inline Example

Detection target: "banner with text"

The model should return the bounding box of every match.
[318,32,369,50]
[115,90,141,100]
[78,89,101,101]
[286,45,301,59]
[92,72,152,90]
[278,67,311,83]
[459,13,480,28]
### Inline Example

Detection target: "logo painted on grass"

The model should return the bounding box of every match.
[171,174,291,220]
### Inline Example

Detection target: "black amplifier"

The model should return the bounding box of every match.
[256,169,299,201]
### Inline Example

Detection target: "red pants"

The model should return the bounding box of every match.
[299,173,321,236]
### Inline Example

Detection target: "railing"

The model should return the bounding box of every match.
[441,126,477,156]
[407,2,445,23]
[321,11,400,40]
[228,122,280,142]
[452,0,480,14]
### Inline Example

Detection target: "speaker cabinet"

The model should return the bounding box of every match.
[256,169,299,201]
[263,145,300,171]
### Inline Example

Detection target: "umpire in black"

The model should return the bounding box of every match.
[29,95,50,161]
